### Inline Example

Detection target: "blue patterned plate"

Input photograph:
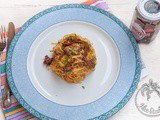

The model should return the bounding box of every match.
[6,4,141,120]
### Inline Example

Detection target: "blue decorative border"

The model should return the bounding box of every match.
[6,4,141,120]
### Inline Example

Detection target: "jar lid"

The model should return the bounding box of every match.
[137,0,160,21]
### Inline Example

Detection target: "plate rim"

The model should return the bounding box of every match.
[6,4,142,120]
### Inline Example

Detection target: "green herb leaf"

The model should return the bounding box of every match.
[89,53,92,58]
[64,56,72,65]
[82,86,85,89]
[84,41,88,44]
[62,70,72,74]
[58,60,62,63]
[81,46,85,49]
[89,50,93,58]
[68,36,72,41]
[73,48,77,51]
[70,47,77,53]
[62,46,65,50]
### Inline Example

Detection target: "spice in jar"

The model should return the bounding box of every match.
[130,0,160,43]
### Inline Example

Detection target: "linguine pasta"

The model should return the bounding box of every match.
[44,33,97,83]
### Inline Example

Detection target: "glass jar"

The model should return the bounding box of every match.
[130,0,160,43]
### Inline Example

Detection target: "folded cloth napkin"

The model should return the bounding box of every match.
[0,0,147,120]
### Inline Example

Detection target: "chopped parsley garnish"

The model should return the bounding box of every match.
[58,60,62,63]
[81,46,85,49]
[84,41,88,44]
[68,36,73,41]
[82,86,85,89]
[89,50,93,58]
[62,70,72,74]
[89,53,92,58]
[61,46,65,50]
[70,47,77,52]
[64,56,72,65]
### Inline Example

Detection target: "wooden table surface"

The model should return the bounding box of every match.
[0,0,160,120]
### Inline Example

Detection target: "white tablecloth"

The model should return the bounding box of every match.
[0,0,160,120]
